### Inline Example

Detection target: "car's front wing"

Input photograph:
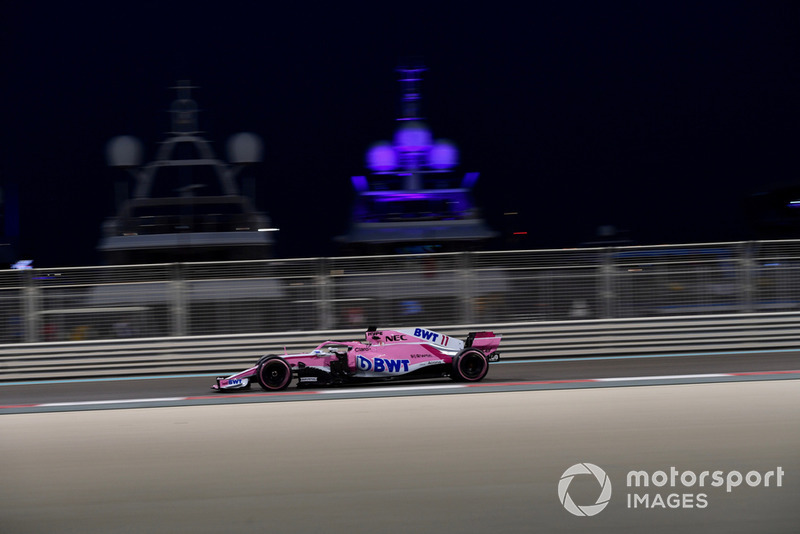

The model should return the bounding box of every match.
[212,366,258,391]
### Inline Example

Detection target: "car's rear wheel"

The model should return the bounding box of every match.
[451,348,489,382]
[256,355,292,391]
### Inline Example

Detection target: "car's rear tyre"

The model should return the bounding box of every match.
[256,355,292,391]
[451,348,489,382]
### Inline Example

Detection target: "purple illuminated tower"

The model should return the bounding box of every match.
[339,63,496,254]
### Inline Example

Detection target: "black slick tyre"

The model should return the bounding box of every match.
[451,348,489,382]
[256,355,292,391]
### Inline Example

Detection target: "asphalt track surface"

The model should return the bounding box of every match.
[1,348,799,409]
[1,349,799,533]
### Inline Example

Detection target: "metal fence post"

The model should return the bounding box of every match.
[741,241,755,313]
[23,270,40,343]
[461,252,475,324]
[317,257,332,330]
[600,248,615,319]
[170,263,187,336]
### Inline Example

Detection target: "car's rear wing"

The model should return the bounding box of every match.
[465,331,502,357]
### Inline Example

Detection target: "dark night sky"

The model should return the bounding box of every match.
[3,2,800,266]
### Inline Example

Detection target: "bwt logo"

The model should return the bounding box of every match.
[414,328,439,342]
[558,463,612,517]
[357,355,410,373]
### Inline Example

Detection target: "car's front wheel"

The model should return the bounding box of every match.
[256,355,293,391]
[451,348,489,382]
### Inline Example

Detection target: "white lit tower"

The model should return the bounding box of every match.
[100,81,277,264]
[339,63,495,253]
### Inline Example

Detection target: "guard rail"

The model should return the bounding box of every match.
[1,312,799,381]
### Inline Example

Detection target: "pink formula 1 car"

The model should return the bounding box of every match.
[212,327,501,391]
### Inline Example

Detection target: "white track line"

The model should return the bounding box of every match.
[319,385,466,394]
[40,397,185,407]
[595,373,729,382]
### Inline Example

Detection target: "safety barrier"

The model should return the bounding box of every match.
[2,312,799,381]
[7,239,800,345]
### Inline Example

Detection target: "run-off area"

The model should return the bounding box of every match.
[1,380,798,534]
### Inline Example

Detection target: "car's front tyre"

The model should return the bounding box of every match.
[256,355,293,391]
[451,348,489,382]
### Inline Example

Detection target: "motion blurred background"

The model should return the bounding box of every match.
[3,2,800,267]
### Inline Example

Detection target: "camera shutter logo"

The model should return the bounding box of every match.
[558,463,612,517]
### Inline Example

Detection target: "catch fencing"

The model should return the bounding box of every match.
[2,240,800,344]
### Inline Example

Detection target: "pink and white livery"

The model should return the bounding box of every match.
[212,327,501,391]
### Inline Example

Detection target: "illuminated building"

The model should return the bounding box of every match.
[100,82,276,264]
[338,63,496,254]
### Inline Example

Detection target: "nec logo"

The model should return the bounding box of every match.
[385,334,407,342]
[414,328,438,342]
[357,355,410,373]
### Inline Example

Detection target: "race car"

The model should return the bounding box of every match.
[212,326,501,391]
